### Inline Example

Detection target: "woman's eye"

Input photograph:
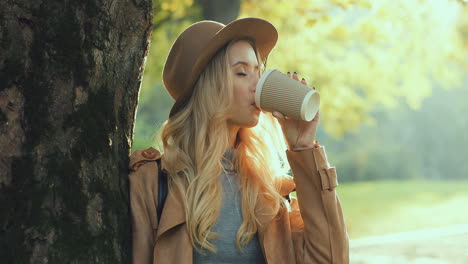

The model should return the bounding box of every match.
[236,72,247,76]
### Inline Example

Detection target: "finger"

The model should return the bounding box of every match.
[292,72,300,81]
[272,111,285,121]
[312,110,320,122]
[287,71,291,78]
[301,78,307,85]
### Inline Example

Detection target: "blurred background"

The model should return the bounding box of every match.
[133,0,468,243]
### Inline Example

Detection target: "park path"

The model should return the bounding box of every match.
[350,224,468,264]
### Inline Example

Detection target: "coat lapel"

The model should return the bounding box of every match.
[153,172,297,263]
[258,176,297,264]
[155,185,186,240]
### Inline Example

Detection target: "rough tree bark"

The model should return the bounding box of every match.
[0,0,152,262]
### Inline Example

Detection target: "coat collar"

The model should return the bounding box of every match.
[156,148,237,239]
[156,185,186,239]
[155,188,279,242]
[155,151,296,242]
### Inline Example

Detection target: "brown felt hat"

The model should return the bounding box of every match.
[163,17,278,117]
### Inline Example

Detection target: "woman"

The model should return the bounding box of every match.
[129,17,349,264]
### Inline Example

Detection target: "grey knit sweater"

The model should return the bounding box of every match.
[193,149,266,264]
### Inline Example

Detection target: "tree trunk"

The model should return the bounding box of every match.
[0,0,152,262]
[196,0,240,24]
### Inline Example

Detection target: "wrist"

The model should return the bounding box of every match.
[289,140,321,151]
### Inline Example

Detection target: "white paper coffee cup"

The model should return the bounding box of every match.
[255,69,320,121]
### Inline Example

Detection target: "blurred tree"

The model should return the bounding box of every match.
[241,0,468,137]
[0,0,152,262]
[136,0,467,151]
[134,0,201,150]
[134,0,241,150]
[196,0,241,24]
[324,81,468,182]
[120,0,468,192]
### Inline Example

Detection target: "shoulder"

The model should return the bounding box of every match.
[129,147,161,171]
[128,147,162,183]
[128,147,163,192]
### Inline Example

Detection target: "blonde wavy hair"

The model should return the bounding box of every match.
[158,38,290,253]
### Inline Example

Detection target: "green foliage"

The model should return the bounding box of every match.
[133,83,173,150]
[134,0,202,150]
[134,0,468,183]
[241,0,468,137]
[322,84,468,182]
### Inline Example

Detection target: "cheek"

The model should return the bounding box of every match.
[232,81,249,102]
[231,83,242,105]
[232,80,241,96]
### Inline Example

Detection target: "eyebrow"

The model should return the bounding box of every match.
[231,61,259,69]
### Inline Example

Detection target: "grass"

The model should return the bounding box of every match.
[336,180,468,239]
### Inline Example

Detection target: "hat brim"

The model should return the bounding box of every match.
[169,17,278,117]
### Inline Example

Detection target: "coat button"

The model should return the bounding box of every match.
[142,148,158,159]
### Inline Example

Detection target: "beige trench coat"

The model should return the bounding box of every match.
[129,146,349,264]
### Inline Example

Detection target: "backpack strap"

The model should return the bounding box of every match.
[155,159,168,223]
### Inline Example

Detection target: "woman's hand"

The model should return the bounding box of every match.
[272,72,320,151]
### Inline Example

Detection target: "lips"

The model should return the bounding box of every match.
[252,104,261,111]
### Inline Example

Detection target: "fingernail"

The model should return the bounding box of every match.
[293,72,297,75]
[302,78,305,81]
[287,72,291,74]
[313,86,316,90]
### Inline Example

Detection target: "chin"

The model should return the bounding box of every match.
[230,113,260,128]
[244,123,258,128]
[243,117,259,128]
